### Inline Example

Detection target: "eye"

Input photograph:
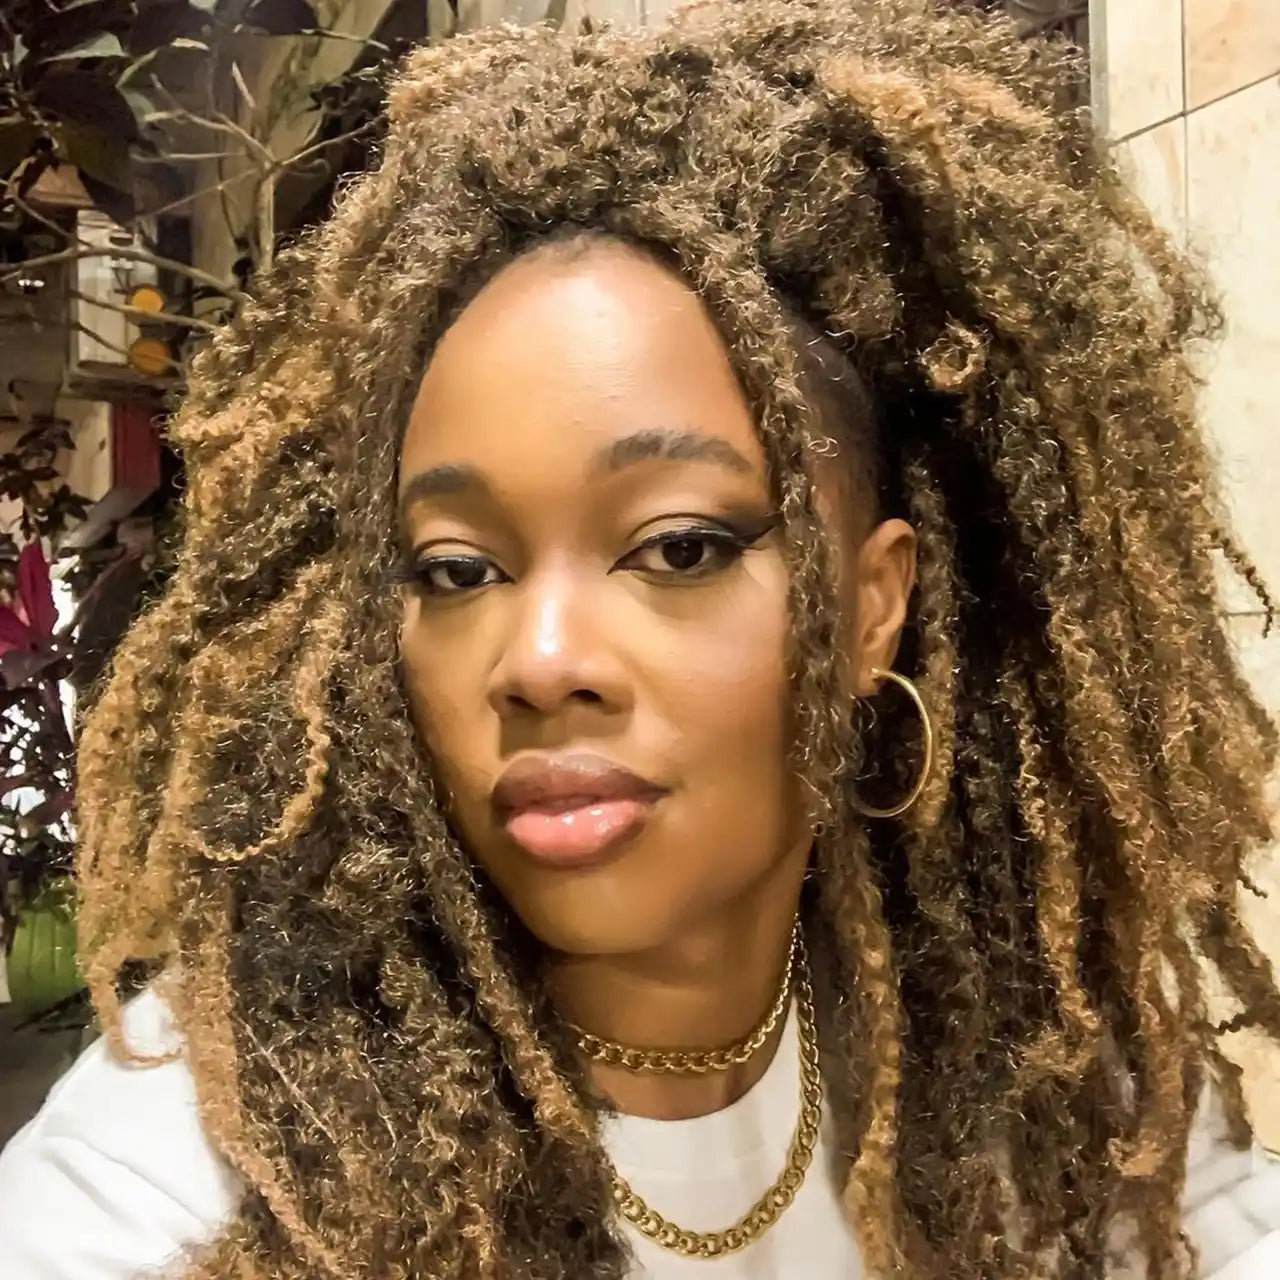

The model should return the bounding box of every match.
[411,554,508,597]
[617,523,771,580]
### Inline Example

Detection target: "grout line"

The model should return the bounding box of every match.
[1179,0,1188,115]
[1109,68,1278,150]
[1179,0,1190,248]
[1088,0,1111,136]
[1111,108,1186,146]
[1177,0,1187,247]
[1185,68,1280,119]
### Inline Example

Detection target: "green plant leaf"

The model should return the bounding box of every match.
[77,167,137,224]
[119,86,155,128]
[55,122,133,192]
[37,33,128,63]
[117,47,160,86]
[244,0,319,37]
[128,0,213,55]
[34,68,140,139]
[22,0,129,61]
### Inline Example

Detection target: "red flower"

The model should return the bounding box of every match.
[0,541,58,656]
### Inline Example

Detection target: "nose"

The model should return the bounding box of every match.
[488,571,631,719]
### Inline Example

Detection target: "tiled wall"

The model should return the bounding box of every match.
[1098,0,1280,1143]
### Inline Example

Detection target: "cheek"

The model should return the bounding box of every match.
[659,569,793,774]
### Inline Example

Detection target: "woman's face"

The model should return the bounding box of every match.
[398,241,911,956]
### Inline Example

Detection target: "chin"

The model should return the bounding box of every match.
[499,874,691,958]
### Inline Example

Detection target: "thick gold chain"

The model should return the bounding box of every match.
[572,921,798,1075]
[608,934,822,1259]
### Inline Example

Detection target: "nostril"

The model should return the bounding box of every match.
[495,684,610,715]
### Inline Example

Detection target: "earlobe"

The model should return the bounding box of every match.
[851,518,917,694]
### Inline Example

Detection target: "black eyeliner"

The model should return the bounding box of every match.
[634,513,778,551]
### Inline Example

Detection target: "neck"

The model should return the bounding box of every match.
[547,856,806,1121]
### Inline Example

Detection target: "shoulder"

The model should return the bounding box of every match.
[1184,1085,1280,1279]
[0,986,241,1279]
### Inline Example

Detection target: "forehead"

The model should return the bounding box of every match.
[400,243,768,481]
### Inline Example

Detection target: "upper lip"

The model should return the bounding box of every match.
[491,753,667,819]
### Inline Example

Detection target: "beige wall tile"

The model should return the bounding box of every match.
[1185,0,1280,111]
[1223,1025,1280,1151]
[1230,612,1280,713]
[1114,116,1188,244]
[1222,614,1280,1147]
[1214,551,1274,616]
[1097,0,1184,139]
[1187,76,1280,588]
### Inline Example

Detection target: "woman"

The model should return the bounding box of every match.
[1,1,1278,1276]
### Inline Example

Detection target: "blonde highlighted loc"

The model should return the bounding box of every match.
[75,3,1278,1277]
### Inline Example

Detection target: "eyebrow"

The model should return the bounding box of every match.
[399,463,486,512]
[595,428,755,477]
[398,427,756,525]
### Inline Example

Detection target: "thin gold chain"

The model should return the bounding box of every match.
[609,934,822,1259]
[571,921,798,1075]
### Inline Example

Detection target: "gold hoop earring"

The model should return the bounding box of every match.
[849,667,935,820]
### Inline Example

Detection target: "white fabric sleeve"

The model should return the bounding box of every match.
[0,989,240,1280]
[1185,1084,1280,1279]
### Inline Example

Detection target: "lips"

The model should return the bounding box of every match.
[491,753,667,865]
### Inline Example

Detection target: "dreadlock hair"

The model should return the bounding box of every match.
[74,2,1280,1276]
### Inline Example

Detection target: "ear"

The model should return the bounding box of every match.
[847,518,917,696]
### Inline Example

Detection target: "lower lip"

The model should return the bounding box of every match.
[505,799,653,865]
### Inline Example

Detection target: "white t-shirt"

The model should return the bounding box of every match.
[0,989,1278,1279]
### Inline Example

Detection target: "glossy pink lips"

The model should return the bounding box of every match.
[491,753,666,866]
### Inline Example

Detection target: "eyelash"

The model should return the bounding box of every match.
[391,518,776,599]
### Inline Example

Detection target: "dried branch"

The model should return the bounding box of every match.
[3,190,74,245]
[143,108,275,170]
[1019,3,1087,38]
[230,61,258,114]
[208,112,276,169]
[61,317,183,376]
[134,150,244,164]
[1,246,245,305]
[279,120,379,175]
[67,290,221,333]
[142,166,260,221]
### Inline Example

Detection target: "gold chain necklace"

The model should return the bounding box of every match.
[609,933,823,1259]
[571,921,799,1075]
